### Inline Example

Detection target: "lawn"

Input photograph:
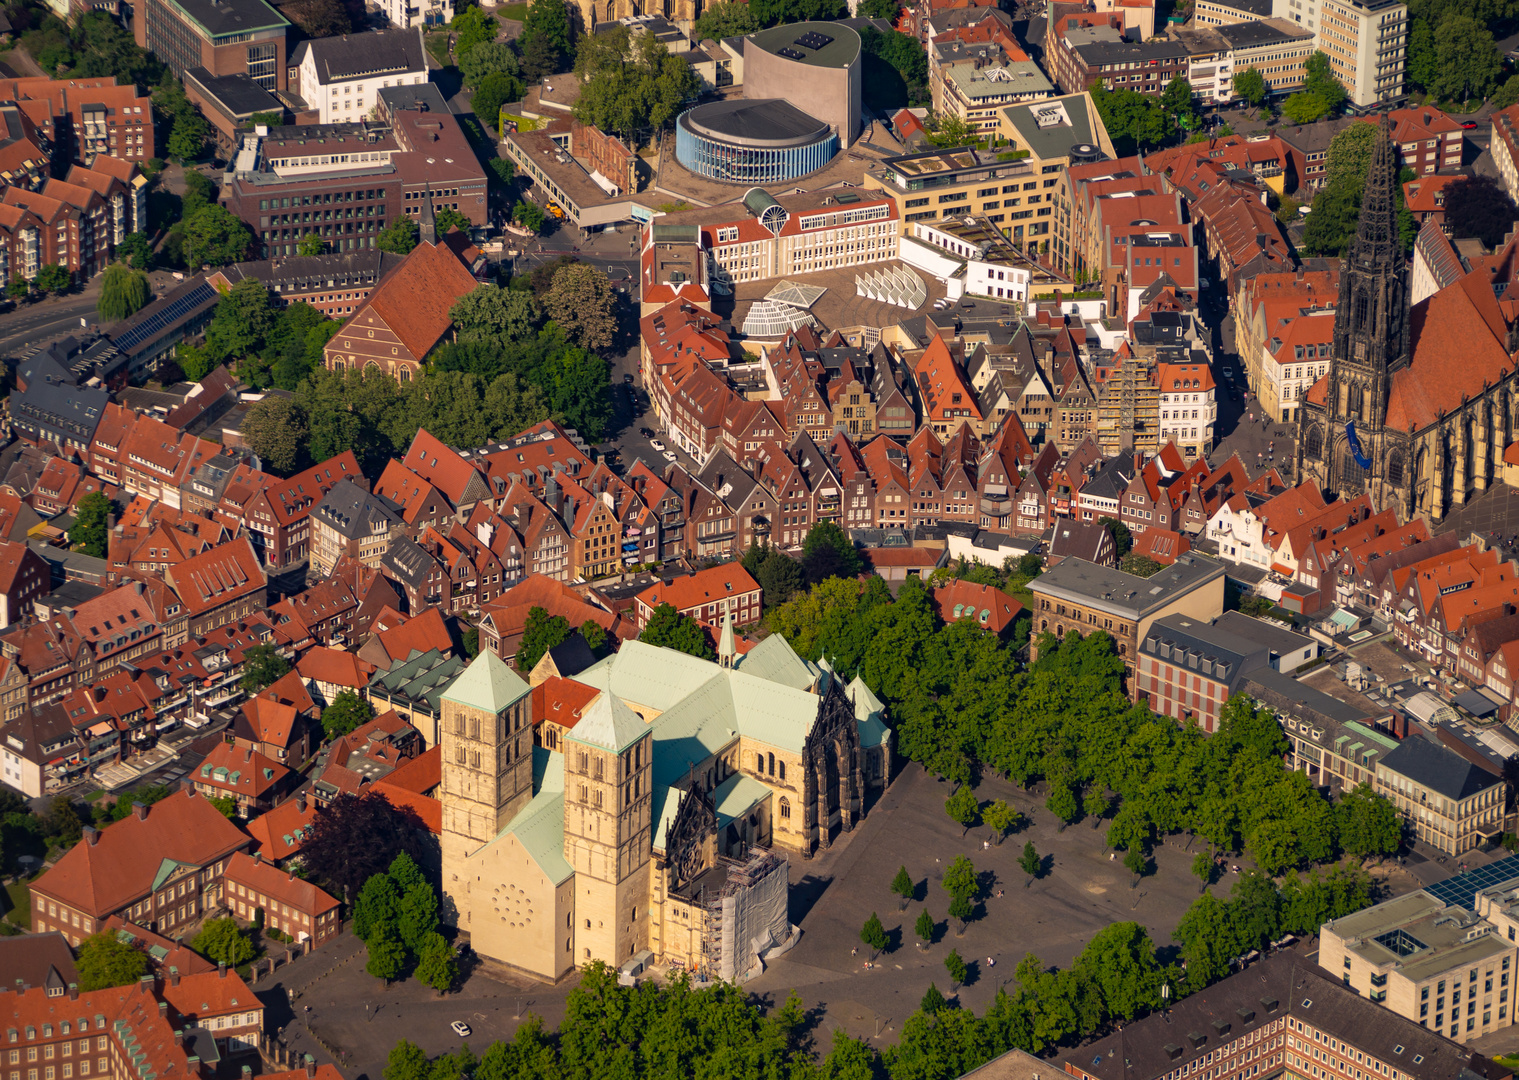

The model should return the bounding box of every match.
[496,2,529,19]
[83,789,106,802]
[423,31,452,67]
[4,878,32,928]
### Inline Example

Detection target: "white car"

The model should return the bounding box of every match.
[450,1021,471,1038]
[662,451,677,462]
[650,438,666,452]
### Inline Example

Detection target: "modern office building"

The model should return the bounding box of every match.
[136,0,290,93]
[1271,0,1407,109]
[1375,736,1506,856]
[1320,891,1517,1044]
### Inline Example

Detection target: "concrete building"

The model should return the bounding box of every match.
[1271,0,1407,109]
[439,636,889,982]
[740,22,862,150]
[289,29,428,125]
[1320,891,1516,1043]
[136,0,289,92]
[1029,552,1227,684]
[1375,735,1506,856]
[183,69,284,157]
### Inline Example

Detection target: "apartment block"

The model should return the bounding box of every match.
[1272,0,1407,109]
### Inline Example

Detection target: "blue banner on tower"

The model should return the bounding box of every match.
[1346,421,1373,470]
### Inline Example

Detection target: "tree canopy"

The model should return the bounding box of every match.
[572,28,700,142]
[693,0,759,39]
[98,263,150,322]
[300,791,429,900]
[639,602,716,660]
[76,932,149,990]
[70,491,112,558]
[1444,175,1519,250]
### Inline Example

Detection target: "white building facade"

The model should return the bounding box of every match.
[292,28,430,124]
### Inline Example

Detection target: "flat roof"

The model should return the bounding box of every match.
[1000,92,1107,162]
[1031,552,1225,617]
[1216,17,1314,48]
[1325,891,1510,983]
[160,0,287,38]
[745,21,861,67]
[184,68,282,117]
[680,98,832,148]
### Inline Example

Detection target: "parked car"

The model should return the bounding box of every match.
[623,373,634,383]
[639,427,655,438]
[662,450,677,462]
[1462,120,1479,130]
[451,1022,471,1038]
[650,438,666,451]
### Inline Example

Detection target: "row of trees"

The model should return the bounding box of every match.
[763,574,1401,876]
[386,858,1375,1080]
[242,366,550,476]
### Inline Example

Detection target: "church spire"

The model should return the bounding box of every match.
[1348,113,1401,273]
[718,607,736,668]
[419,184,437,246]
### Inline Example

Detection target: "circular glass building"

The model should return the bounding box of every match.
[675,98,838,185]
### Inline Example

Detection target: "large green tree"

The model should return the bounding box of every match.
[98,262,150,322]
[1429,15,1501,102]
[182,205,255,267]
[693,0,760,39]
[322,689,377,741]
[70,491,112,557]
[517,605,571,670]
[639,602,716,660]
[192,917,256,966]
[520,0,573,78]
[76,932,148,990]
[240,643,290,693]
[1445,174,1519,249]
[242,396,310,475]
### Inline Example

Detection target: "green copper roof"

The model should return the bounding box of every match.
[498,748,573,885]
[737,634,820,690]
[569,691,647,753]
[442,648,529,714]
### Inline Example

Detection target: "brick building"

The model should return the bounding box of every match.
[28,788,249,941]
[222,851,341,945]
[135,0,289,92]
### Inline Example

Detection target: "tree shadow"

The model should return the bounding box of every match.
[790,873,833,924]
[432,65,463,100]
[1039,854,1053,880]
[913,877,929,903]
[885,926,902,954]
[976,868,999,896]
[963,960,981,987]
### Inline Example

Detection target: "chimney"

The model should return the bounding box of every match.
[171,971,181,987]
[132,801,148,820]
[218,961,227,979]
[242,1069,253,1080]
[297,791,307,812]
[83,826,99,846]
[138,975,154,995]
[288,867,297,881]
[158,1002,168,1017]
[68,983,78,1000]
[304,1056,317,1079]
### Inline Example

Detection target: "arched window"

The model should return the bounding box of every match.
[1354,289,1370,332]
[1387,451,1405,487]
[767,752,775,776]
[779,797,791,819]
[1306,426,1325,461]
[1347,384,1364,420]
[779,761,787,782]
[1340,447,1365,489]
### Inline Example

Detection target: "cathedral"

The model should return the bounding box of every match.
[1295,115,1519,520]
[437,617,891,982]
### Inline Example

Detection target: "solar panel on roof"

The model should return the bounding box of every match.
[1423,854,1519,910]
[794,31,833,48]
[777,46,806,59]
[111,283,218,353]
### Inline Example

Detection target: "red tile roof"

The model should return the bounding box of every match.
[197,742,291,798]
[244,795,318,861]
[163,537,266,618]
[931,580,1022,632]
[31,789,248,917]
[224,851,339,916]
[357,241,479,361]
[296,646,375,689]
[378,744,440,794]
[634,565,760,614]
[530,675,601,731]
[159,965,260,1021]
